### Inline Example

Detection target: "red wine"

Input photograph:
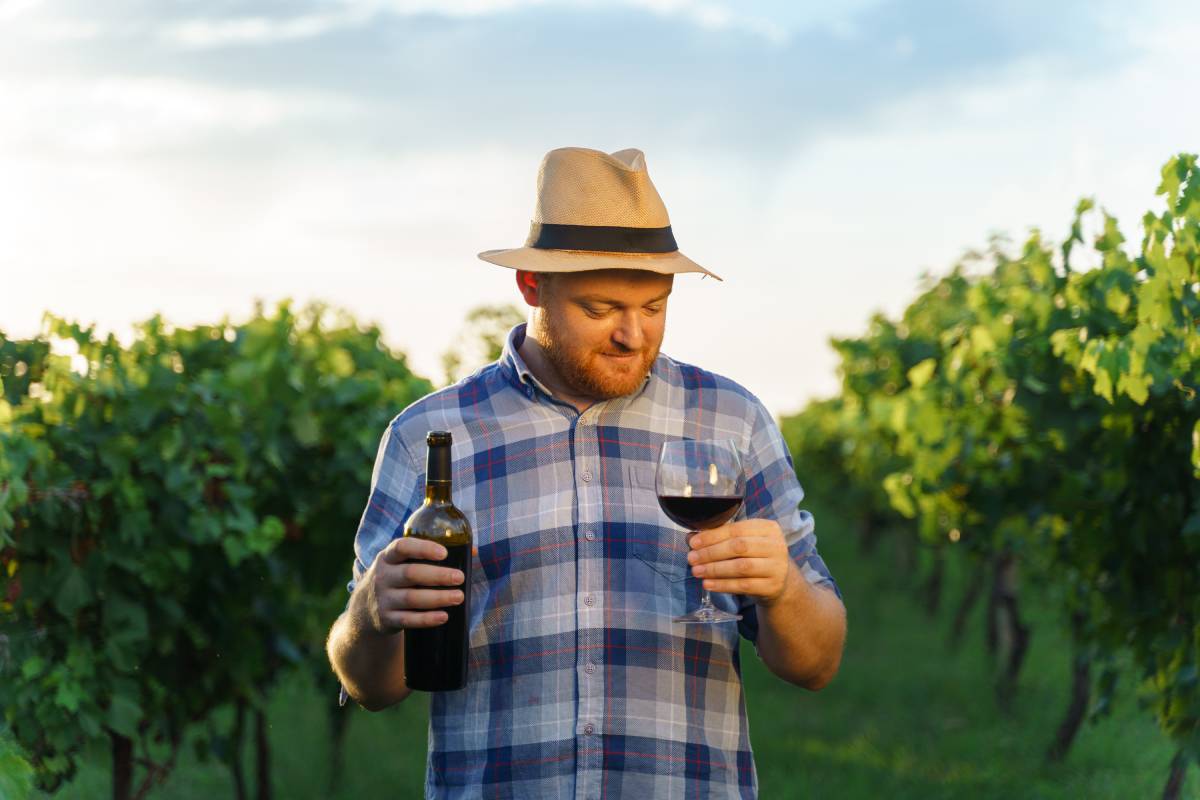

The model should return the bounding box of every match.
[402,431,473,692]
[657,495,742,530]
[403,542,472,691]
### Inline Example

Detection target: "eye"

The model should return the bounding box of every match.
[580,304,609,318]
[643,304,664,316]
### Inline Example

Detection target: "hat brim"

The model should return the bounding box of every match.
[477,247,723,281]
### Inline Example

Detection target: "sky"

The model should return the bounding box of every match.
[2,0,1199,415]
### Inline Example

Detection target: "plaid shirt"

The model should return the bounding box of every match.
[347,323,839,799]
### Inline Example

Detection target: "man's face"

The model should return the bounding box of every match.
[528,269,673,400]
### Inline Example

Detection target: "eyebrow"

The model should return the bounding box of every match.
[575,290,672,306]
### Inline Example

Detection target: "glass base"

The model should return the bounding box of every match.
[673,607,742,624]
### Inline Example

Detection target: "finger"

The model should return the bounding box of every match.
[380,537,448,564]
[386,563,466,588]
[688,527,734,550]
[700,577,781,598]
[382,609,450,632]
[688,536,777,565]
[691,557,778,581]
[383,587,466,611]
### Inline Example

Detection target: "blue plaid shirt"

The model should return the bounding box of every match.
[347,323,839,799]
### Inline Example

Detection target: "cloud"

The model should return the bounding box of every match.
[0,76,363,156]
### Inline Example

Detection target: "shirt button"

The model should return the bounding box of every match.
[584,662,595,674]
[582,470,592,482]
[584,530,596,541]
[584,594,595,607]
[583,723,594,735]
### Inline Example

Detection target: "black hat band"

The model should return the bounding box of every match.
[525,222,678,254]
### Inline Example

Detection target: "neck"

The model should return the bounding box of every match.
[518,329,596,414]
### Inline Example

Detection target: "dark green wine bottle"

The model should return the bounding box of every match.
[402,430,473,692]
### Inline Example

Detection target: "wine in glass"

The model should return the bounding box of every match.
[656,439,745,624]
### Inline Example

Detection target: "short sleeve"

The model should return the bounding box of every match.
[346,421,425,596]
[736,400,841,645]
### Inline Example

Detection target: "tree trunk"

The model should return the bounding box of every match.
[922,546,945,617]
[859,512,884,554]
[1163,750,1188,800]
[328,697,350,795]
[230,698,248,800]
[992,553,1031,709]
[950,560,986,650]
[111,731,133,800]
[985,554,1001,657]
[256,708,272,800]
[1046,627,1090,762]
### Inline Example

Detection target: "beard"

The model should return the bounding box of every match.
[535,312,659,400]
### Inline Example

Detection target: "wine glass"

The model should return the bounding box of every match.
[656,439,746,624]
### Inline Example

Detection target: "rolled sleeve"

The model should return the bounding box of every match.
[347,420,424,596]
[736,401,841,645]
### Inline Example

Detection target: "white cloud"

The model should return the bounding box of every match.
[156,0,814,50]
[0,0,40,21]
[0,77,362,156]
[161,10,368,49]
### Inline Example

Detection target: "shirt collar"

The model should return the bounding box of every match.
[499,322,655,405]
[500,323,555,399]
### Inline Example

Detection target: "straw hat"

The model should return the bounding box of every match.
[477,147,722,280]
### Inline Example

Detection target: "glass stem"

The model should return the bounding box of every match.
[699,589,716,613]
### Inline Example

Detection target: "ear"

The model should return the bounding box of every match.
[515,270,541,308]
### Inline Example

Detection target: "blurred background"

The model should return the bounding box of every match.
[2,1,1199,798]
[1,0,1196,411]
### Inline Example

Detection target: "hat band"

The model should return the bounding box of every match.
[525,222,678,253]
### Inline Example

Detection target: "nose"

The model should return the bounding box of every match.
[611,310,644,352]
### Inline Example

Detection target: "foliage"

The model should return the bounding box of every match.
[783,154,1200,785]
[0,302,431,795]
[440,304,524,385]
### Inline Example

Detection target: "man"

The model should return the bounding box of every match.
[327,146,846,798]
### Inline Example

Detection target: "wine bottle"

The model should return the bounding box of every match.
[402,430,473,691]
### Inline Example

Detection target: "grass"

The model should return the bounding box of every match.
[33,496,1198,798]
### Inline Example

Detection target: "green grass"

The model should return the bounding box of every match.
[31,497,1199,797]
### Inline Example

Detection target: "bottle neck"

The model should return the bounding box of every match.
[424,480,452,504]
[425,442,452,504]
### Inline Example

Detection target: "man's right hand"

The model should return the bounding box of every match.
[356,536,466,635]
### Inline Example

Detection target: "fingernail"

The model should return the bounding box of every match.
[692,565,706,577]
[686,552,698,564]
[455,591,465,604]
[454,571,465,584]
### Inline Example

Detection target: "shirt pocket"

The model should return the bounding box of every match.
[626,464,693,612]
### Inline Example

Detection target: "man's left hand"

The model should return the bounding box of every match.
[687,519,796,606]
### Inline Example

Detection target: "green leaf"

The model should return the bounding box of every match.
[290,407,321,447]
[1193,419,1200,477]
[246,515,286,556]
[0,740,35,800]
[906,358,937,390]
[970,325,996,354]
[54,566,91,616]
[20,656,45,680]
[1105,286,1131,316]
[106,693,142,738]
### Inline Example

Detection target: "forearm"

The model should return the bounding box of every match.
[327,591,412,711]
[754,564,846,690]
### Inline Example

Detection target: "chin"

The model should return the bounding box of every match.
[584,360,651,398]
